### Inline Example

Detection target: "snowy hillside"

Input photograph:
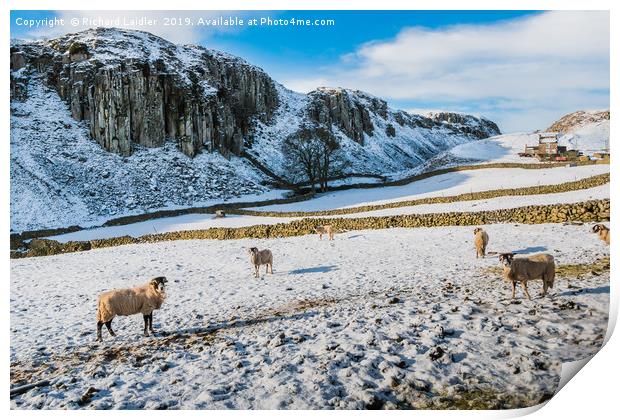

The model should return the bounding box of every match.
[10,28,500,233]
[558,120,610,155]
[411,117,609,173]
[10,76,283,233]
[249,85,500,178]
[548,110,610,155]
[10,224,609,409]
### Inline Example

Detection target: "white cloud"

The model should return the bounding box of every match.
[282,11,609,132]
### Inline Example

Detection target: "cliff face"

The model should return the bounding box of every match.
[11,28,501,164]
[426,112,501,140]
[308,88,381,144]
[11,28,279,157]
[306,88,501,147]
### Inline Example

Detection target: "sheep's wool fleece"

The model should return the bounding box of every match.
[475,231,489,247]
[505,255,554,281]
[97,283,165,323]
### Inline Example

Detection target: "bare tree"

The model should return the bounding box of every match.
[282,125,340,192]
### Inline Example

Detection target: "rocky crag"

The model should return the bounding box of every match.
[11,28,500,163]
[547,110,610,134]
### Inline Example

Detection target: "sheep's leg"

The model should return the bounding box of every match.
[96,321,103,341]
[511,281,516,299]
[255,265,259,278]
[269,263,273,274]
[521,281,532,300]
[148,313,154,334]
[143,314,150,336]
[542,278,548,297]
[105,321,116,337]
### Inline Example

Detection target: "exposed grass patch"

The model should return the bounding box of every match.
[556,256,610,277]
[412,387,554,410]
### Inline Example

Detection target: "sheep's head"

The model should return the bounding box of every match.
[592,224,607,233]
[499,253,514,267]
[150,276,168,293]
[473,227,482,235]
[247,247,258,256]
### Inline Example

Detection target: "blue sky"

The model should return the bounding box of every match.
[10,10,610,132]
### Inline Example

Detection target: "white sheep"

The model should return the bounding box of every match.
[473,227,489,258]
[247,247,273,278]
[592,224,610,245]
[96,276,168,341]
[498,253,555,300]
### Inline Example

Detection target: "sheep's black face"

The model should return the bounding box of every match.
[474,228,481,235]
[247,247,258,256]
[151,276,168,293]
[499,253,514,267]
[592,224,602,233]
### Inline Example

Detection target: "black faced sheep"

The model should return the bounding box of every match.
[247,247,273,278]
[499,253,555,300]
[96,276,167,341]
[592,224,610,245]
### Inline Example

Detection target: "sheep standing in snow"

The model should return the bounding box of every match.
[96,276,168,341]
[499,253,555,300]
[247,247,273,278]
[592,224,610,245]
[314,225,334,241]
[473,227,489,258]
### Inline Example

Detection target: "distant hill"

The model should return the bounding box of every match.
[547,110,610,154]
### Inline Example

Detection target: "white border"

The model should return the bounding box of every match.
[3,1,616,419]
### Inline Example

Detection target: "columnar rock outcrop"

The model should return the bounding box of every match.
[10,28,279,157]
[307,88,501,145]
[308,88,381,144]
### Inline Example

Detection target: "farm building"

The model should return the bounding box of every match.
[519,132,573,161]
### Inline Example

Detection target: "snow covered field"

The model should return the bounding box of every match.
[11,224,609,409]
[250,165,609,213]
[449,133,540,164]
[46,185,609,243]
[326,184,609,219]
